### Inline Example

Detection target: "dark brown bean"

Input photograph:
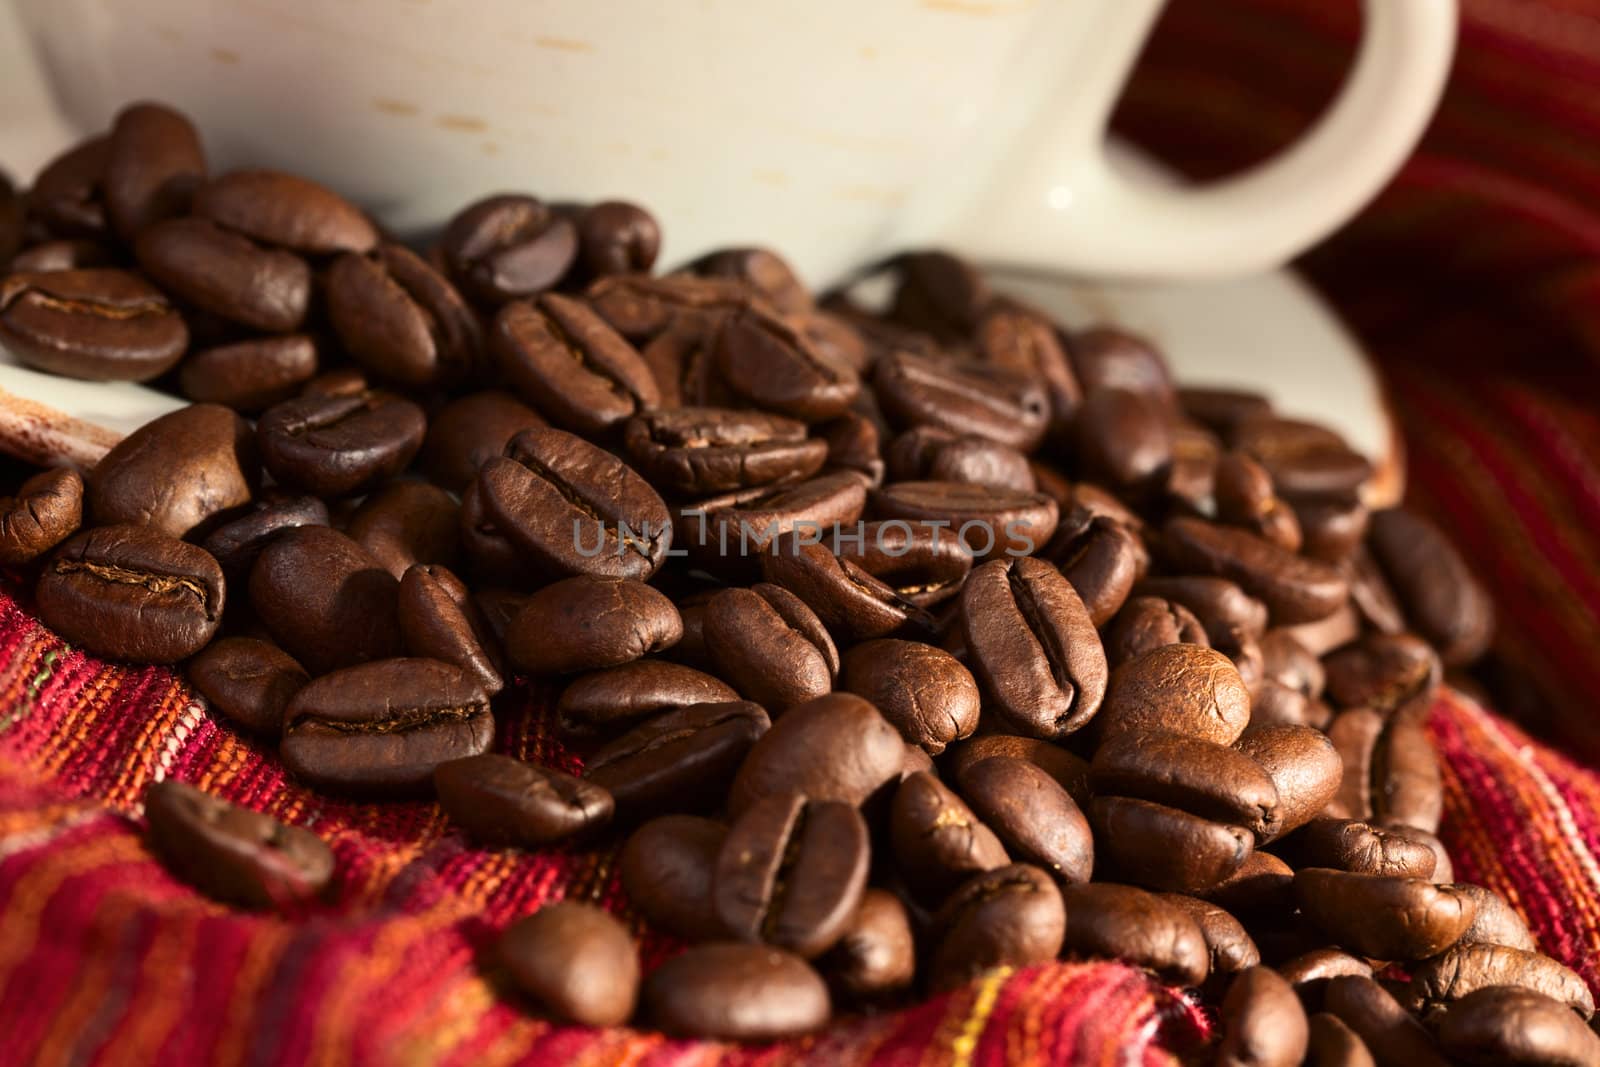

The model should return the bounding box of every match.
[1203,851,1296,919]
[326,242,481,389]
[817,888,916,1001]
[440,194,577,305]
[135,217,310,332]
[1104,595,1209,667]
[0,268,189,380]
[840,639,978,754]
[498,902,638,1026]
[104,102,205,239]
[434,754,612,846]
[886,427,1035,491]
[1368,507,1494,667]
[1060,882,1210,986]
[1215,451,1303,552]
[1323,976,1451,1067]
[0,467,82,565]
[397,563,503,696]
[1235,725,1344,842]
[958,756,1093,884]
[1290,819,1438,879]
[715,307,861,421]
[178,335,319,412]
[873,349,1050,451]
[888,250,989,341]
[1091,730,1280,837]
[1323,634,1441,720]
[87,403,256,539]
[257,391,426,499]
[678,471,865,573]
[28,136,110,237]
[1436,987,1600,1066]
[1372,716,1442,833]
[493,292,659,434]
[1305,1013,1376,1067]
[620,815,729,941]
[1232,416,1372,499]
[1097,644,1251,747]
[186,636,308,735]
[1403,942,1594,1018]
[585,700,770,817]
[1069,327,1176,403]
[1163,516,1348,624]
[643,943,830,1041]
[1073,387,1174,494]
[834,519,974,609]
[507,575,681,675]
[624,407,827,495]
[200,494,328,583]
[706,584,838,711]
[1092,796,1253,893]
[761,533,929,642]
[194,169,375,254]
[1294,493,1370,564]
[419,391,546,493]
[928,864,1066,992]
[249,526,402,675]
[1216,966,1309,1067]
[889,771,1009,900]
[729,692,905,814]
[556,660,738,732]
[942,734,1092,808]
[587,272,762,342]
[1454,884,1538,952]
[1294,870,1477,960]
[576,200,660,277]
[1158,894,1260,976]
[976,300,1080,439]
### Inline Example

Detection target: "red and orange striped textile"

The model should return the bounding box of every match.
[7,0,1600,1062]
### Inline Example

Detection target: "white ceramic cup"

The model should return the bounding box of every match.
[5,0,1454,287]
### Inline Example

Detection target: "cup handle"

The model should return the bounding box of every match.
[942,0,1457,281]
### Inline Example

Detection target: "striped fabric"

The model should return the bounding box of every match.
[6,0,1600,1062]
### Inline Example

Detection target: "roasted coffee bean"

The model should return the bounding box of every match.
[1235,725,1344,841]
[135,217,310,332]
[1059,882,1209,985]
[0,268,188,380]
[300,366,370,399]
[1322,976,1451,1067]
[678,471,866,572]
[498,902,638,1026]
[1069,327,1176,404]
[588,272,762,342]
[1163,516,1347,624]
[419,391,546,493]
[434,754,611,845]
[1090,730,1280,837]
[326,242,480,389]
[186,636,308,735]
[621,815,729,941]
[1290,819,1438,879]
[1295,870,1477,960]
[493,292,659,434]
[834,519,973,608]
[249,525,402,675]
[761,534,928,641]
[1104,595,1209,667]
[886,250,989,340]
[1454,884,1539,951]
[975,300,1080,439]
[144,779,332,909]
[1232,416,1372,499]
[397,563,502,695]
[507,575,680,675]
[1293,493,1370,564]
[556,660,738,731]
[585,700,770,817]
[638,311,738,408]
[1097,644,1250,747]
[0,467,82,564]
[472,587,531,649]
[943,734,1092,808]
[103,102,204,240]
[1344,547,1406,635]
[456,479,536,587]
[706,583,838,711]
[88,403,256,539]
[928,864,1066,992]
[1158,894,1260,976]
[1320,707,1385,821]
[687,247,810,315]
[28,136,110,238]
[201,494,327,582]
[729,692,904,814]
[1051,515,1145,626]
[480,427,671,580]
[178,334,318,412]
[1204,850,1296,918]
[959,556,1105,738]
[1135,576,1269,644]
[714,307,860,421]
[1324,634,1441,720]
[1372,717,1442,833]
[441,194,577,305]
[643,943,830,1041]
[889,771,1009,899]
[1261,629,1325,698]
[818,888,916,1000]
[576,200,660,277]
[1249,680,1328,731]
[1304,1013,1376,1067]
[37,525,223,663]
[817,411,885,487]
[193,169,373,254]
[1403,942,1594,1018]
[623,407,826,495]
[1215,451,1302,552]
[1437,987,1600,1066]
[959,756,1094,884]
[1277,948,1374,993]
[1368,507,1494,667]
[1388,822,1453,883]
[713,791,869,958]
[1091,796,1253,893]
[281,658,492,795]
[1216,967,1309,1067]
[839,640,978,754]
[257,391,426,498]
[9,238,115,272]
[1165,417,1222,508]
[1073,387,1174,494]
[873,350,1049,451]
[349,482,460,581]
[886,427,1035,491]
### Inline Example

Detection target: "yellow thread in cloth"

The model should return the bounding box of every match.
[950,965,1013,1067]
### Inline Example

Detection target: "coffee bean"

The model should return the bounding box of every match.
[587,272,763,342]
[643,943,830,1040]
[144,779,332,909]
[976,300,1080,439]
[493,292,659,434]
[942,734,1092,808]
[729,692,904,814]
[623,407,827,495]
[1059,882,1209,986]
[200,494,327,583]
[88,403,256,539]
[1232,416,1372,499]
[346,483,458,583]
[1277,949,1374,994]
[1453,884,1538,952]
[456,479,537,587]
[840,639,978,754]
[1321,708,1385,821]
[179,335,319,412]
[1158,894,1260,976]
[194,169,375,254]
[0,268,188,380]
[1216,966,1309,1067]
[28,136,110,238]
[1262,629,1325,698]
[1090,730,1280,837]
[817,888,916,1000]
[1324,634,1441,720]
[1403,942,1594,1018]
[1304,1013,1376,1067]
[479,427,671,580]
[1204,850,1296,919]
[689,247,811,316]
[1052,515,1145,626]
[1215,451,1303,552]
[1368,507,1494,667]
[959,755,1093,883]
[556,660,737,732]
[249,526,402,675]
[498,902,638,1026]
[928,864,1065,992]
[300,367,370,399]
[281,658,493,795]
[507,575,681,675]
[1289,818,1438,879]
[1437,987,1600,1066]
[576,200,660,277]
[1165,417,1222,510]
[1322,976,1451,1067]
[889,771,1009,899]
[434,754,611,845]
[678,471,865,573]
[441,194,577,305]
[959,556,1105,738]
[1104,595,1209,667]
[1069,327,1176,404]
[9,238,116,273]
[326,242,481,389]
[419,391,546,493]
[1163,516,1348,624]
[1295,870,1477,960]
[1388,822,1453,883]
[817,411,886,488]
[397,563,503,695]
[1097,644,1250,747]
[1073,387,1174,494]
[104,102,204,239]
[705,584,838,711]
[638,311,739,408]
[834,519,973,609]
[620,815,728,941]
[761,534,930,642]
[1134,576,1269,644]
[257,391,426,499]
[873,350,1049,451]
[1234,725,1343,841]
[1091,795,1253,893]
[135,217,310,332]
[37,524,223,663]
[0,467,82,565]
[886,427,1036,491]
[585,700,770,817]
[1249,680,1329,731]
[1372,717,1442,833]
[1293,493,1370,564]
[714,307,860,421]
[1344,547,1406,636]
[186,636,308,735]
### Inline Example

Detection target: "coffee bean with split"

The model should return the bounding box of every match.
[0,268,189,380]
[186,636,308,735]
[889,771,1009,900]
[435,754,612,846]
[0,467,82,565]
[440,194,577,305]
[585,700,770,818]
[928,864,1066,993]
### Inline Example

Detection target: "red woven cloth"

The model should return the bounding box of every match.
[7,1,1600,1063]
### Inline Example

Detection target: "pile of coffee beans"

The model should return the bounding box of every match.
[3,102,1595,1064]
